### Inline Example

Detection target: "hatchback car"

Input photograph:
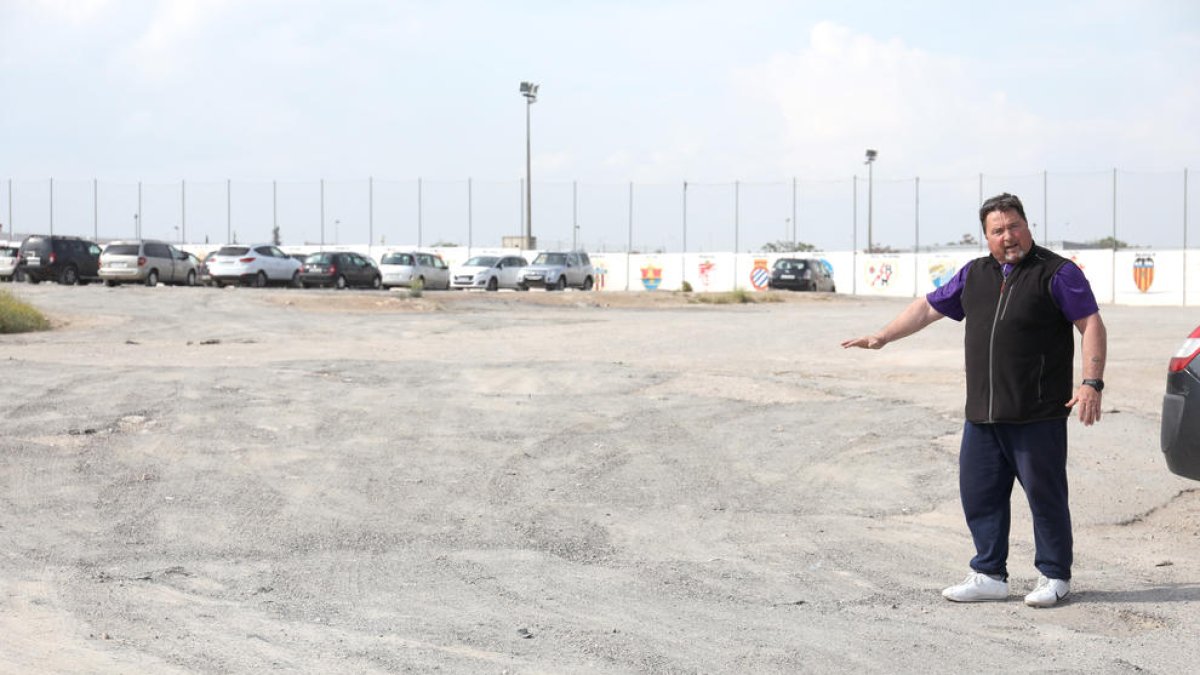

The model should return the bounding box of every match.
[17,235,102,285]
[100,240,199,287]
[299,251,382,289]
[450,255,529,291]
[517,251,595,291]
[206,244,302,287]
[768,258,836,292]
[378,251,450,290]
[1162,325,1200,481]
[0,245,21,282]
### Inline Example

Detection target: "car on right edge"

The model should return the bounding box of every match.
[1162,325,1200,481]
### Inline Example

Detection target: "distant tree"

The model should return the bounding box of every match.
[957,233,979,246]
[431,240,459,247]
[272,225,281,246]
[761,240,817,252]
[1091,236,1129,249]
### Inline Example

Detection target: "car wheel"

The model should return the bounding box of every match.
[582,276,594,291]
[60,265,79,285]
[145,270,159,287]
[335,275,347,290]
[371,275,382,290]
[555,276,567,291]
[486,276,498,292]
[254,271,267,288]
[105,280,118,288]
[290,271,302,288]
[186,270,197,287]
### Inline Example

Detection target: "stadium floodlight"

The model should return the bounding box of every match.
[520,82,540,244]
[865,149,878,252]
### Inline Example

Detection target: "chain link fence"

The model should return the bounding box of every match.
[2,170,1192,252]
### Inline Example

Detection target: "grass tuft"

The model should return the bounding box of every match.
[0,290,51,333]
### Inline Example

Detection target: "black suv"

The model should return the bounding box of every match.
[18,235,103,285]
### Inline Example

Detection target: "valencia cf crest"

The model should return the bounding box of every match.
[750,259,770,290]
[641,264,662,291]
[1133,255,1154,293]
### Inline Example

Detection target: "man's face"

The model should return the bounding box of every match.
[984,209,1033,264]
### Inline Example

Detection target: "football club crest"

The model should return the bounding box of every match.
[928,260,957,288]
[594,263,607,290]
[867,262,893,288]
[641,264,662,291]
[1133,255,1154,293]
[750,259,770,290]
[698,259,715,291]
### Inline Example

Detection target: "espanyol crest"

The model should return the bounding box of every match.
[1133,255,1154,293]
[750,259,770,290]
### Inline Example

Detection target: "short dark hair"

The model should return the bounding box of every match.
[979,193,1027,230]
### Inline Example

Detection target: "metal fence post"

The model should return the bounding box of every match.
[914,176,920,298]
[49,178,54,237]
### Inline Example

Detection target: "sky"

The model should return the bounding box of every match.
[2,0,1198,250]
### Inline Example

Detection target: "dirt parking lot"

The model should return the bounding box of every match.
[1,284,1197,673]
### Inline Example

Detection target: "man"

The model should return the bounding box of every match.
[841,193,1106,608]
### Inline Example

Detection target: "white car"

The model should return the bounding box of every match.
[206,243,302,288]
[379,251,450,290]
[450,255,529,291]
[0,245,20,282]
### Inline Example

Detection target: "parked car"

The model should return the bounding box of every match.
[17,235,102,285]
[768,258,836,292]
[450,255,529,291]
[378,251,450,290]
[0,245,21,282]
[299,251,382,289]
[516,251,595,291]
[205,244,302,287]
[1162,325,1200,481]
[99,240,199,287]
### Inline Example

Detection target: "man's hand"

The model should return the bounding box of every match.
[840,298,945,351]
[841,334,888,350]
[1065,384,1102,425]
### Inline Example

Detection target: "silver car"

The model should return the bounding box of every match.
[517,251,595,291]
[100,240,199,287]
[206,244,302,288]
[379,251,450,290]
[450,255,528,291]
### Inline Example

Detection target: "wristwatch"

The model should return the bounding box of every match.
[1082,378,1104,392]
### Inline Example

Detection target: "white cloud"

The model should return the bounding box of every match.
[734,21,1047,177]
[120,0,234,81]
[22,0,113,23]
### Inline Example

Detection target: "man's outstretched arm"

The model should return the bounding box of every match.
[841,297,945,350]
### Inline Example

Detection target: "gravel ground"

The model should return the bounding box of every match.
[1,283,1197,674]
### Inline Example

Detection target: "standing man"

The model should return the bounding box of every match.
[841,193,1106,608]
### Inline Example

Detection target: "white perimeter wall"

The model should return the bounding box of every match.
[174,243,1199,307]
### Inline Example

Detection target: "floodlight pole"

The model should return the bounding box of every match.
[865,149,877,253]
[520,82,539,245]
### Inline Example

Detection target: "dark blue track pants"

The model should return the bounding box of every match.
[959,418,1072,581]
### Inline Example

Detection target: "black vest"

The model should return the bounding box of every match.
[961,245,1074,423]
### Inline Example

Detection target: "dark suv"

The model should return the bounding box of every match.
[18,235,102,285]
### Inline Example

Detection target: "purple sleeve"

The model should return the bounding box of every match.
[925,260,972,321]
[1051,261,1099,322]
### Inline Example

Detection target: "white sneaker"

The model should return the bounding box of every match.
[942,572,1009,602]
[1024,576,1070,607]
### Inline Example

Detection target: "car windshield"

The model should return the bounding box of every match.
[533,253,568,266]
[774,259,808,270]
[381,253,414,265]
[217,246,249,256]
[106,244,140,255]
[464,256,499,267]
[305,253,333,264]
